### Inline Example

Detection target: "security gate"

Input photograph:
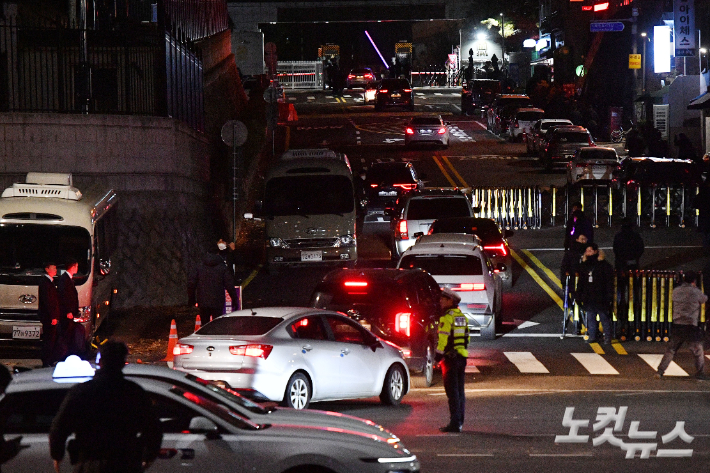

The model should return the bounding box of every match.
[276,61,323,89]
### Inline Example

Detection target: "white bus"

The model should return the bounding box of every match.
[0,173,118,348]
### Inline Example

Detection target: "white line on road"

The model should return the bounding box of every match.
[638,354,688,376]
[572,353,620,375]
[502,333,582,338]
[528,453,594,457]
[504,351,550,373]
[437,453,495,457]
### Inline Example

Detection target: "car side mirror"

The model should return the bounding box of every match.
[189,416,221,440]
[504,230,514,238]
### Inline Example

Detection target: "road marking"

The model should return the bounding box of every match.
[440,155,468,187]
[307,96,315,101]
[502,333,582,337]
[517,321,539,329]
[638,354,688,376]
[432,155,457,187]
[504,351,550,373]
[510,249,564,311]
[529,453,593,457]
[612,342,628,355]
[437,454,494,457]
[471,120,487,130]
[572,353,619,375]
[588,342,605,355]
[465,358,480,373]
[520,249,562,289]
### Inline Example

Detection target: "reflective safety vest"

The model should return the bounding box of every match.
[436,307,469,358]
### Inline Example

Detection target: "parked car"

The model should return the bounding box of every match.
[404,115,449,148]
[311,268,442,387]
[427,216,514,288]
[363,161,424,223]
[567,147,620,185]
[540,126,595,171]
[612,156,703,187]
[460,78,501,115]
[375,78,414,111]
[346,67,375,89]
[397,234,504,340]
[486,94,532,131]
[0,359,419,473]
[388,188,475,259]
[509,108,545,142]
[525,119,573,155]
[172,307,410,409]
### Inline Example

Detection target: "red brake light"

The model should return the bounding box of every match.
[406,127,414,135]
[173,344,193,356]
[396,220,409,240]
[370,183,379,188]
[395,312,411,337]
[344,281,368,287]
[379,89,388,93]
[348,74,355,79]
[455,283,485,291]
[229,344,273,358]
[484,243,508,256]
[403,88,412,93]
[364,73,373,79]
[593,2,609,11]
[438,127,446,134]
[393,183,416,191]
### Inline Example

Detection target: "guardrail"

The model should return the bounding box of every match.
[276,61,323,89]
[562,271,706,341]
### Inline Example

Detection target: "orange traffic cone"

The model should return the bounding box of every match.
[194,314,202,332]
[162,319,178,366]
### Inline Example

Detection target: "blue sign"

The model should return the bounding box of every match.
[590,22,625,32]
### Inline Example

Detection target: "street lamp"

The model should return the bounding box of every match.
[640,32,647,93]
[499,13,505,71]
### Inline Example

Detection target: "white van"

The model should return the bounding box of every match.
[248,157,357,271]
[0,173,118,346]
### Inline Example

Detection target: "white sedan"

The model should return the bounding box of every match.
[172,307,410,409]
[397,234,504,340]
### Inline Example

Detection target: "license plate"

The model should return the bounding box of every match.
[391,93,401,98]
[420,130,432,135]
[379,191,397,196]
[13,325,40,339]
[301,251,323,262]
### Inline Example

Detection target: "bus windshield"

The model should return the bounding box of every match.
[263,175,354,216]
[0,224,91,283]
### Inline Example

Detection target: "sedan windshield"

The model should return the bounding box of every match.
[264,175,354,216]
[198,316,283,336]
[399,254,483,276]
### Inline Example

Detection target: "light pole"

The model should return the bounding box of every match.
[641,32,647,94]
[499,13,505,73]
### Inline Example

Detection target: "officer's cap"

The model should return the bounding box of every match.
[440,287,461,304]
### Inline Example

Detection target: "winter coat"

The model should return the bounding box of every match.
[188,253,237,310]
[613,227,644,270]
[575,252,614,309]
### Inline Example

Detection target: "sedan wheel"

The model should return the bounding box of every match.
[282,373,311,409]
[380,364,406,405]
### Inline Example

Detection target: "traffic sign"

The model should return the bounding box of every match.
[628,54,641,69]
[590,21,625,32]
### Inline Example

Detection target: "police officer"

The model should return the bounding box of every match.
[434,287,469,433]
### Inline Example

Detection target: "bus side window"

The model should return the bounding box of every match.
[94,207,117,276]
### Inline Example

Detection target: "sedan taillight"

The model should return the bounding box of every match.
[438,127,447,135]
[403,88,412,93]
[395,312,412,337]
[395,220,409,240]
[454,283,486,291]
[173,344,193,356]
[379,89,388,94]
[484,243,508,256]
[406,127,414,135]
[230,344,273,359]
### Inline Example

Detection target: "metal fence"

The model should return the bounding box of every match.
[276,61,323,89]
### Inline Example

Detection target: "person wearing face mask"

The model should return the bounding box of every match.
[217,238,236,279]
[574,242,614,344]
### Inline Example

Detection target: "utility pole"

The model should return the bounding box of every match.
[500,13,506,74]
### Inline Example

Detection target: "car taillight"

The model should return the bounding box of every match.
[484,243,508,256]
[514,119,519,128]
[344,281,368,287]
[173,344,193,356]
[393,183,416,190]
[379,89,388,93]
[364,73,373,79]
[229,344,273,359]
[395,312,411,337]
[348,74,355,79]
[370,183,379,188]
[438,127,446,134]
[396,219,409,240]
[406,127,414,135]
[403,88,412,93]
[454,283,485,291]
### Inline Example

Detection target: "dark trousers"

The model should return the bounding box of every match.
[441,354,467,428]
[584,305,613,343]
[657,324,705,376]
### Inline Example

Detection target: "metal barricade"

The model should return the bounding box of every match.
[471,186,542,230]
[276,61,323,89]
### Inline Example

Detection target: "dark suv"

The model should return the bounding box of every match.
[375,78,414,111]
[311,268,441,387]
[363,161,424,223]
[540,126,595,171]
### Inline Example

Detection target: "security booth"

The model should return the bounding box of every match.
[394,41,412,82]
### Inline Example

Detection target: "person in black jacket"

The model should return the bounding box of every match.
[575,242,615,344]
[56,258,85,358]
[38,263,65,366]
[49,341,162,473]
[188,249,238,320]
[613,218,645,271]
[0,364,22,471]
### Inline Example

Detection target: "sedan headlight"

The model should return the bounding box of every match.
[269,238,287,248]
[335,234,356,247]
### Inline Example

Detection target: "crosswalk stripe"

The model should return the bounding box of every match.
[504,351,550,373]
[572,353,619,375]
[465,358,480,373]
[637,354,688,376]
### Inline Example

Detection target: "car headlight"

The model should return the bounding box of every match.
[269,238,287,248]
[335,234,356,247]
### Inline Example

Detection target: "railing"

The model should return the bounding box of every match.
[276,61,323,89]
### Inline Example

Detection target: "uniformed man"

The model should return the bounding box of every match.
[435,287,469,433]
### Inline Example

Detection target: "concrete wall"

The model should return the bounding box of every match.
[0,113,215,308]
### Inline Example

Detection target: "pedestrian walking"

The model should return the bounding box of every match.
[435,287,469,433]
[38,262,65,366]
[575,242,615,344]
[56,258,85,358]
[188,248,238,320]
[563,202,593,250]
[560,234,588,284]
[49,341,163,472]
[656,271,708,380]
[0,364,22,471]
[613,217,645,271]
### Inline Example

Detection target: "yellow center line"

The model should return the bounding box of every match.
[441,155,468,188]
[510,249,564,311]
[432,155,457,187]
[589,343,605,355]
[520,249,562,289]
[612,342,628,355]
